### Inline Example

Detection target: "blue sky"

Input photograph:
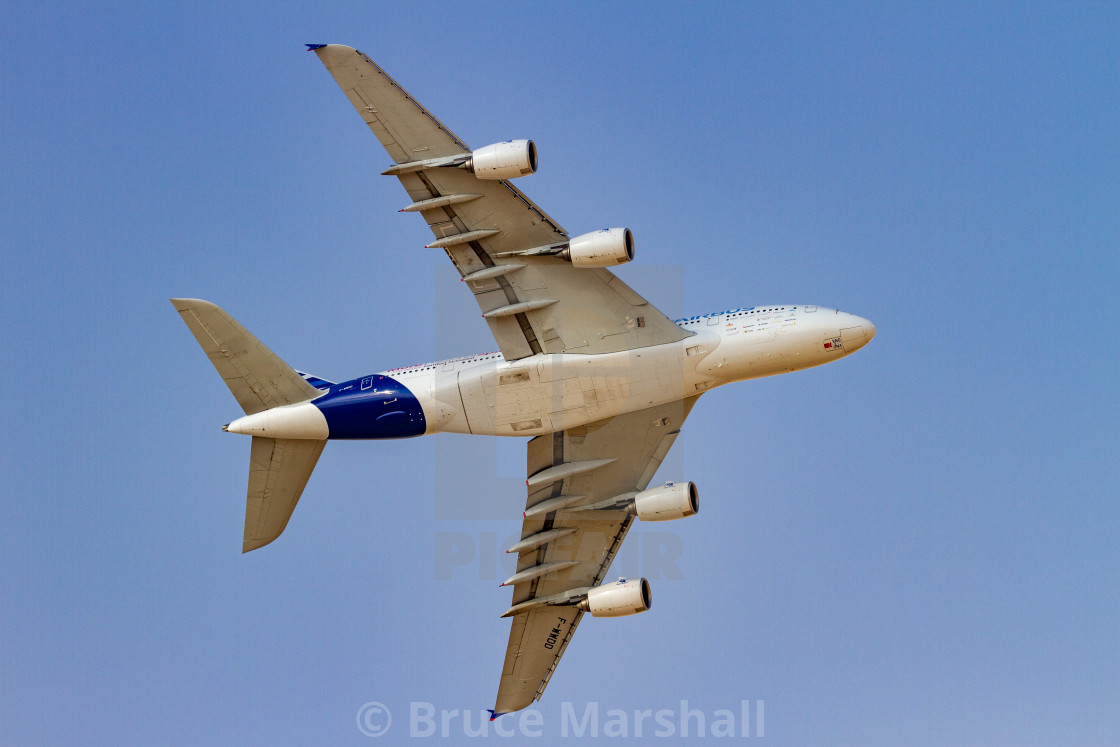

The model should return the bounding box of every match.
[2,2,1117,744]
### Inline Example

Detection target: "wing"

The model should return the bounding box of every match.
[310,45,690,360]
[491,397,698,715]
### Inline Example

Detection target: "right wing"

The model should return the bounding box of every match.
[310,45,691,360]
[492,396,698,715]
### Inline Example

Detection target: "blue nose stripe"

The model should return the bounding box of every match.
[313,375,426,439]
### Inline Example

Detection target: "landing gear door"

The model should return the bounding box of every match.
[840,326,866,345]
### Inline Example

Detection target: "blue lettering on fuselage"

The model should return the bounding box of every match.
[312,375,426,439]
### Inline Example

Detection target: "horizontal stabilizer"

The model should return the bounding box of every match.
[244,436,326,552]
[171,299,322,415]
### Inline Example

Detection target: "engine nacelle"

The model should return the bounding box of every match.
[466,140,537,179]
[578,578,651,618]
[631,481,699,522]
[561,228,634,268]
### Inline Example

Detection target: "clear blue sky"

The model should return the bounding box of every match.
[2,2,1117,744]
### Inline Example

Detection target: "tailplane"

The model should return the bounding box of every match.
[172,298,327,552]
[244,436,326,552]
[170,298,322,415]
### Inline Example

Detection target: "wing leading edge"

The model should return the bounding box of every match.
[493,397,698,714]
[310,45,690,361]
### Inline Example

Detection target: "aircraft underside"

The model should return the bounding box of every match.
[224,305,875,441]
[173,42,877,718]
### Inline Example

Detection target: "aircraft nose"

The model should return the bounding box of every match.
[839,313,876,351]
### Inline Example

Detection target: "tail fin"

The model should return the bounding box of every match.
[295,370,336,390]
[172,299,327,552]
[170,298,321,415]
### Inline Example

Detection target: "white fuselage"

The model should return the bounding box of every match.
[397,305,875,437]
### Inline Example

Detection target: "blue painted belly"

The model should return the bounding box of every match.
[313,375,426,439]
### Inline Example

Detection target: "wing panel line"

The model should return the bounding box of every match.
[351,48,471,159]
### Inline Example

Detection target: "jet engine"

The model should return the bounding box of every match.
[578,578,652,617]
[560,228,634,267]
[630,481,699,521]
[465,140,537,179]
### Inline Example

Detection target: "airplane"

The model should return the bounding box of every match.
[172,43,876,719]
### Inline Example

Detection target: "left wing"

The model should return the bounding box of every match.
[492,397,698,715]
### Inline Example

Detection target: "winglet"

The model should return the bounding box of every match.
[305,44,327,51]
[488,710,506,722]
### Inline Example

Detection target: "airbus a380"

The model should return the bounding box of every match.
[173,44,876,718]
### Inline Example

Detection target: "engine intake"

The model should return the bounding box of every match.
[631,481,699,522]
[578,578,651,617]
[561,228,634,268]
[465,140,537,179]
